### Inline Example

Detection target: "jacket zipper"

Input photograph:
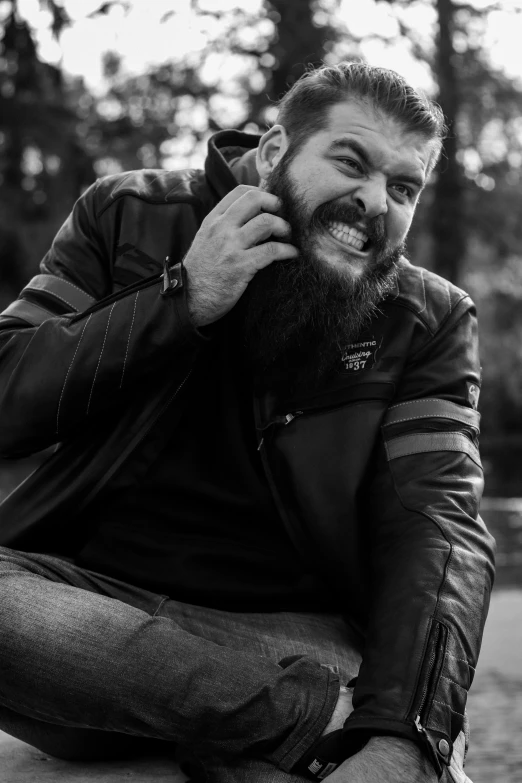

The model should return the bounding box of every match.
[256,391,390,451]
[253,398,313,564]
[414,621,442,737]
[256,411,304,451]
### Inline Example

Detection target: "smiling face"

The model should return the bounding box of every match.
[258,98,435,281]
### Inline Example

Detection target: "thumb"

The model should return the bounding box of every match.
[447,730,473,783]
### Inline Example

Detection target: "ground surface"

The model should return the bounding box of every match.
[1,589,520,783]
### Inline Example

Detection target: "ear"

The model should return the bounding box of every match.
[256,125,289,180]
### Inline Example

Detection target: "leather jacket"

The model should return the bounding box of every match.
[0,130,495,777]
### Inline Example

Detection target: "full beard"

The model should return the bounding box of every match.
[241,157,403,397]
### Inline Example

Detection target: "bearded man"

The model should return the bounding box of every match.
[0,62,494,783]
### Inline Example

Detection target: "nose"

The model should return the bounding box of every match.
[352,178,388,219]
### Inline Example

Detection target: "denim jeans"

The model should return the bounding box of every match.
[0,546,363,782]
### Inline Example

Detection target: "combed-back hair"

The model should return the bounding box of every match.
[276,62,447,171]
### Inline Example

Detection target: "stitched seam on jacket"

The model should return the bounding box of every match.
[26,287,76,312]
[29,274,95,300]
[387,292,469,341]
[440,674,466,690]
[386,397,477,414]
[432,699,465,718]
[383,397,478,427]
[385,433,480,466]
[96,189,201,218]
[56,314,92,435]
[418,269,426,313]
[53,277,94,297]
[390,398,457,408]
[386,444,480,463]
[86,303,116,415]
[406,297,471,364]
[446,653,475,671]
[94,172,134,217]
[385,413,478,428]
[120,292,138,389]
[2,300,56,324]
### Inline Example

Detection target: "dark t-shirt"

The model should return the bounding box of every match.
[76,317,332,611]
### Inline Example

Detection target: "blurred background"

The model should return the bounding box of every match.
[0,0,520,779]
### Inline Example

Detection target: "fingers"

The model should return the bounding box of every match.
[240,212,292,246]
[224,187,282,225]
[249,239,299,270]
[210,185,260,216]
[211,184,279,219]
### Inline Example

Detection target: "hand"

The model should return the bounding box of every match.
[325,737,437,783]
[321,685,354,736]
[182,185,298,327]
[448,729,473,783]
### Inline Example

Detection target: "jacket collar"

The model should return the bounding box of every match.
[205,130,261,201]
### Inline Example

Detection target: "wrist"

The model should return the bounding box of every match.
[321,685,353,736]
[363,736,438,782]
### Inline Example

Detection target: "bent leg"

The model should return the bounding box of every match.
[0,547,338,767]
[200,755,310,783]
[0,703,170,761]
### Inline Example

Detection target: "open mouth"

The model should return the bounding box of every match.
[324,220,372,253]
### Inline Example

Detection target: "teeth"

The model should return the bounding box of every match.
[326,221,368,251]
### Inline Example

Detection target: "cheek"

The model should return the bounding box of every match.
[297,177,324,206]
[288,163,329,206]
[387,210,413,242]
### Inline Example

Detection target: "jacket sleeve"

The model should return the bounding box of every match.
[342,298,495,777]
[0,180,203,457]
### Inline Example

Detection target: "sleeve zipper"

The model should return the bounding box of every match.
[414,621,444,735]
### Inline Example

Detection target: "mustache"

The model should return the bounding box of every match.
[308,202,387,252]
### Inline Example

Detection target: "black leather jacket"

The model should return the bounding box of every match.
[0,131,495,777]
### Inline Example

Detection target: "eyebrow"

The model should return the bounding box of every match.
[328,137,426,190]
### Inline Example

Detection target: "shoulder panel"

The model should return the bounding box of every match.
[94,168,209,217]
[388,259,472,335]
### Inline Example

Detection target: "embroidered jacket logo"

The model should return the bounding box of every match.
[341,339,379,373]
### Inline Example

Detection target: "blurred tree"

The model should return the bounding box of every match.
[2,0,522,459]
[431,0,466,285]
[0,0,95,304]
[376,0,522,287]
[81,0,346,174]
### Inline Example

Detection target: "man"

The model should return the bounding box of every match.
[0,62,494,783]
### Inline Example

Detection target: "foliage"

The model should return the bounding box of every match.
[0,1,94,296]
[1,0,522,450]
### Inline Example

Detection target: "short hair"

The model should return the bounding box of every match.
[276,62,447,171]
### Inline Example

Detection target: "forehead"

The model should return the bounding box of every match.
[303,99,435,179]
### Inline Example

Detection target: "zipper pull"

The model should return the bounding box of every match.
[414,715,427,737]
[162,256,175,293]
[161,256,184,296]
[257,410,303,450]
[283,411,303,425]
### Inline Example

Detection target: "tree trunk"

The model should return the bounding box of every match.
[432,0,466,284]
[246,0,335,125]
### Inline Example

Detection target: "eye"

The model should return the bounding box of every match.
[337,157,363,173]
[391,183,413,199]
